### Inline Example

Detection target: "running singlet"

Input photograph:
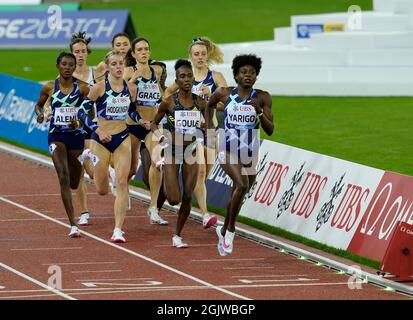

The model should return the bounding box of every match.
[95,76,131,121]
[223,88,259,156]
[49,78,83,133]
[165,93,201,135]
[191,69,217,98]
[134,66,161,107]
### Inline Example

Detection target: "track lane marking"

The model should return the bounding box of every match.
[0,196,250,300]
[0,262,75,300]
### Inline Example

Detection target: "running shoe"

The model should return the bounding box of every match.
[223,230,235,254]
[215,226,227,256]
[78,212,90,226]
[68,226,81,238]
[172,235,188,248]
[202,213,217,229]
[110,228,126,243]
[147,207,168,225]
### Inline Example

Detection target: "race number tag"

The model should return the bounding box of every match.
[227,104,256,129]
[54,107,77,126]
[175,110,201,134]
[137,83,161,106]
[106,96,130,118]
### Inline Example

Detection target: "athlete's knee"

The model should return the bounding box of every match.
[167,193,180,206]
[95,184,109,195]
[181,192,192,204]
[116,179,128,191]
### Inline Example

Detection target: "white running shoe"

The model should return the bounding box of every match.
[78,213,90,226]
[202,213,217,229]
[172,235,188,248]
[110,228,126,243]
[215,226,227,256]
[147,207,168,225]
[223,230,235,254]
[68,226,81,238]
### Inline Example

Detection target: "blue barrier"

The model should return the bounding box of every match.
[0,73,49,152]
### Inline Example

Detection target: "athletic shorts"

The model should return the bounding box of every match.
[48,131,85,151]
[91,128,129,153]
[127,124,150,141]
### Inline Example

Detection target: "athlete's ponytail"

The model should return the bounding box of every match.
[189,36,224,65]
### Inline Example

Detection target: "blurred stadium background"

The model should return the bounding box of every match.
[1,0,412,178]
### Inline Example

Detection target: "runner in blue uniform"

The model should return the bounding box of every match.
[69,31,96,226]
[124,37,168,225]
[151,59,206,248]
[78,51,137,243]
[35,52,90,238]
[206,54,274,256]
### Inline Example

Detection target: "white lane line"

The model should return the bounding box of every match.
[11,247,82,251]
[42,262,116,266]
[238,278,318,284]
[71,270,122,274]
[0,281,353,299]
[0,262,75,300]
[0,196,250,300]
[224,266,274,270]
[232,274,308,278]
[1,193,97,197]
[192,258,265,262]
[155,243,215,248]
[76,278,152,282]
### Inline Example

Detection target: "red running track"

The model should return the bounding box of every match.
[0,151,410,300]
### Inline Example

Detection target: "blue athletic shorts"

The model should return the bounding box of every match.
[91,128,129,153]
[48,131,85,150]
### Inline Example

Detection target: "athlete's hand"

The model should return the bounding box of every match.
[44,112,52,122]
[199,85,211,100]
[96,128,112,143]
[36,113,44,124]
[139,119,152,130]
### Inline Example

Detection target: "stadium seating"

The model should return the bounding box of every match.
[165,0,413,96]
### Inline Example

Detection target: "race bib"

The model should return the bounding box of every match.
[175,110,201,134]
[106,96,130,118]
[54,106,77,126]
[137,83,161,106]
[227,104,257,129]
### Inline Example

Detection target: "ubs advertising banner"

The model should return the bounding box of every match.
[0,73,48,152]
[0,10,135,48]
[239,140,413,262]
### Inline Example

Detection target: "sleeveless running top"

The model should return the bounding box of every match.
[191,69,217,98]
[95,76,131,121]
[49,78,83,133]
[133,66,161,107]
[223,87,260,157]
[164,92,202,135]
